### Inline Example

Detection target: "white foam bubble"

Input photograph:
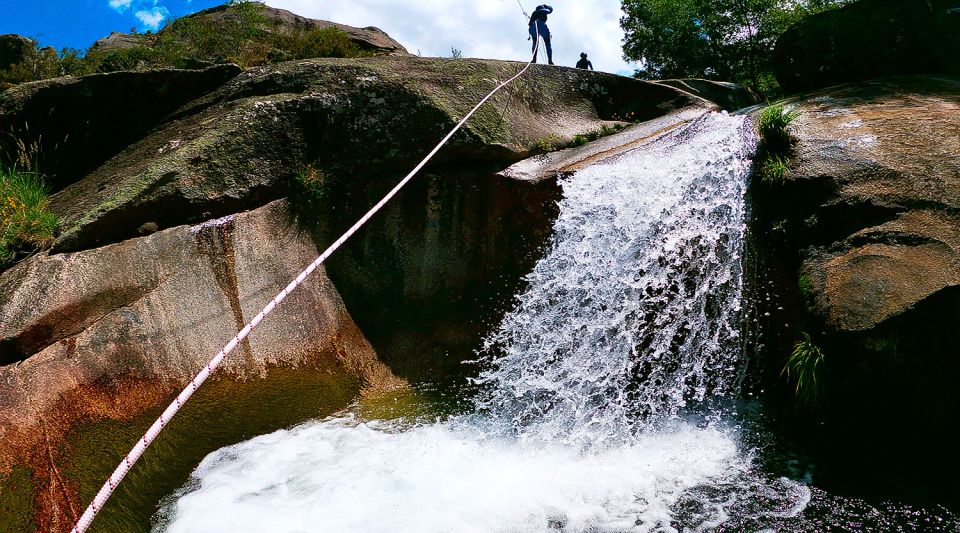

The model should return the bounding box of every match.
[155,416,747,533]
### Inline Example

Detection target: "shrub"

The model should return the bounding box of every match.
[0,166,58,267]
[569,124,625,147]
[274,27,366,62]
[151,2,271,67]
[782,332,825,408]
[92,47,159,72]
[528,135,561,154]
[757,102,799,154]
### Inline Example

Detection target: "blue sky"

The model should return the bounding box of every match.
[0,0,223,51]
[0,0,636,74]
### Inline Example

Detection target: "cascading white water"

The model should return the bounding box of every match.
[473,113,752,447]
[154,113,810,532]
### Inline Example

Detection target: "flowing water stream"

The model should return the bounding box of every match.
[151,113,958,532]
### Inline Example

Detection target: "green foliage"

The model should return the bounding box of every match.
[288,164,327,217]
[760,153,789,184]
[0,45,94,88]
[797,273,816,309]
[271,27,367,63]
[620,0,852,96]
[570,124,624,147]
[93,47,159,72]
[1,1,372,88]
[149,1,272,67]
[1,165,58,267]
[754,103,799,186]
[450,47,463,59]
[782,332,826,408]
[758,102,800,151]
[529,135,561,154]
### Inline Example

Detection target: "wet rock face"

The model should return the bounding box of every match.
[0,200,401,530]
[757,76,960,335]
[654,79,758,112]
[0,64,242,191]
[750,76,960,503]
[46,57,707,254]
[319,165,562,383]
[773,0,960,94]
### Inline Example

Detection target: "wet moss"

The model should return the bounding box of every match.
[62,364,361,533]
[0,465,36,533]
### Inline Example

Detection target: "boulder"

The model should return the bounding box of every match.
[45,56,708,254]
[756,76,960,334]
[750,76,960,504]
[654,79,758,111]
[0,34,33,72]
[0,64,242,191]
[0,200,402,531]
[192,4,409,55]
[86,4,409,59]
[773,0,960,94]
[88,31,149,55]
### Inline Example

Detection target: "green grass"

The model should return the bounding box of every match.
[761,153,790,184]
[757,102,800,154]
[753,103,800,187]
[528,135,561,154]
[782,332,826,408]
[0,166,58,267]
[570,124,624,147]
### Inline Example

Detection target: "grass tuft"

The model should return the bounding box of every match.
[757,103,800,154]
[1,166,58,267]
[760,153,790,184]
[570,124,625,147]
[782,332,825,408]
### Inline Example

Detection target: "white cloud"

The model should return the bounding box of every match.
[109,0,134,12]
[263,0,637,75]
[135,6,169,30]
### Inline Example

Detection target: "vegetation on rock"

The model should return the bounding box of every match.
[0,1,370,89]
[755,102,799,184]
[620,0,853,96]
[0,164,57,268]
[757,102,800,152]
[571,123,626,147]
[782,332,826,408]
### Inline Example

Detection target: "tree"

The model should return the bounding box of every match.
[620,0,850,95]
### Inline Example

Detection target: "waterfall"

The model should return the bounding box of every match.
[473,113,754,447]
[155,113,816,532]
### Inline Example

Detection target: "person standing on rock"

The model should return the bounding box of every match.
[528,4,554,65]
[576,52,594,70]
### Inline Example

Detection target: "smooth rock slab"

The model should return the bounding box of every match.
[0,199,401,530]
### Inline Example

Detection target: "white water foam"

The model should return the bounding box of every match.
[154,416,749,533]
[156,114,812,532]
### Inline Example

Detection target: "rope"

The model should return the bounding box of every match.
[70,26,542,533]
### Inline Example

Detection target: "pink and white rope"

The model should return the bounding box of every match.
[70,35,541,533]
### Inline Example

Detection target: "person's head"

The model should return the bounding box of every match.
[580,52,588,59]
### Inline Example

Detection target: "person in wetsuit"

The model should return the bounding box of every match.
[528,4,554,65]
[576,52,593,70]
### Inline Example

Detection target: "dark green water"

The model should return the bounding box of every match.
[63,364,361,533]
